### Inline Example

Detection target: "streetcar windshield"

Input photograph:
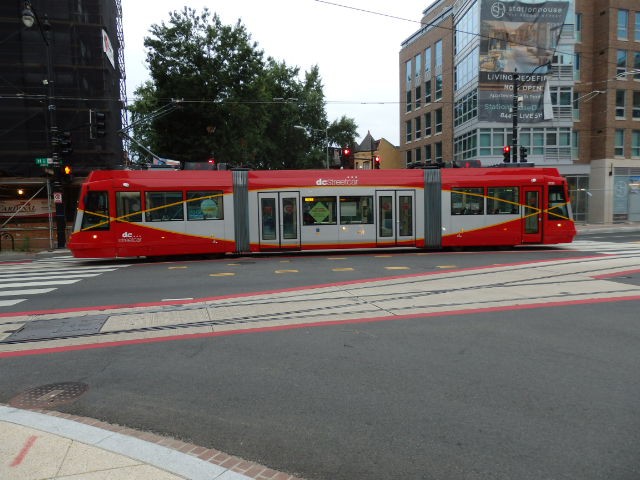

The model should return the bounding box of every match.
[548,185,571,220]
[81,191,110,230]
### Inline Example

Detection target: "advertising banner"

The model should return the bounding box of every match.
[478,0,569,122]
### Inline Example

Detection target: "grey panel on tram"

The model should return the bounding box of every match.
[423,169,442,248]
[232,170,250,253]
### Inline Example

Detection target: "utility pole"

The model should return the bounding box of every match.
[22,1,66,248]
[511,70,519,163]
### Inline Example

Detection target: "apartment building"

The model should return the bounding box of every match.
[400,0,640,223]
[0,0,125,250]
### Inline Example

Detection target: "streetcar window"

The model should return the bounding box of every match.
[339,196,373,224]
[187,191,223,220]
[548,185,570,220]
[399,195,413,236]
[303,196,337,225]
[261,198,276,240]
[379,196,393,237]
[145,191,184,221]
[282,197,298,239]
[81,191,109,230]
[116,191,142,222]
[487,187,519,214]
[451,187,484,215]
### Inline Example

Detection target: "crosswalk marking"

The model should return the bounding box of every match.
[0,299,28,307]
[0,288,57,297]
[0,274,101,283]
[562,240,640,257]
[0,257,130,309]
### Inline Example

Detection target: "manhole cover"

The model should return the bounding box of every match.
[9,382,89,409]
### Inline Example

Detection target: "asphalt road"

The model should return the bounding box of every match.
[1,234,640,479]
[0,245,597,313]
[1,301,639,479]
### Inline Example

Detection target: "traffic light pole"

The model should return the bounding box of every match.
[23,2,66,247]
[45,23,66,248]
[511,70,519,163]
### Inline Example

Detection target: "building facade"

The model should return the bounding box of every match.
[400,0,640,224]
[0,0,125,249]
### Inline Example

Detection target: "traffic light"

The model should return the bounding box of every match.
[89,109,106,139]
[58,131,72,156]
[519,146,528,163]
[61,164,73,183]
[374,156,381,169]
[341,147,353,169]
[502,146,511,163]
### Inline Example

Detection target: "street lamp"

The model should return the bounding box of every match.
[294,125,329,169]
[21,0,66,248]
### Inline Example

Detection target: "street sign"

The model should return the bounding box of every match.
[35,157,52,166]
[53,192,63,204]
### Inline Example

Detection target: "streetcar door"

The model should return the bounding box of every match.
[522,186,543,243]
[258,192,301,250]
[375,190,415,246]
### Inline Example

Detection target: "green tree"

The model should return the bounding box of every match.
[129,7,357,169]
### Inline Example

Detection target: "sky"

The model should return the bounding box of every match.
[121,0,432,145]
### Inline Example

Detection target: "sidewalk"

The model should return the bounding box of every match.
[0,405,301,480]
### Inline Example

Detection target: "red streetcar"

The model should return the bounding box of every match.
[67,167,576,258]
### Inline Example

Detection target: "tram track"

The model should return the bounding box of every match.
[1,253,639,353]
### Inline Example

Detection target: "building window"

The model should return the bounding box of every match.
[618,9,629,40]
[454,89,478,127]
[550,87,572,106]
[615,129,625,156]
[406,120,412,143]
[406,90,412,113]
[435,108,443,134]
[405,59,412,85]
[455,1,479,53]
[435,40,443,68]
[617,50,627,76]
[632,131,640,157]
[434,74,443,101]
[405,150,412,165]
[455,47,479,91]
[633,91,640,119]
[454,129,478,162]
[435,142,443,163]
[415,85,421,109]
[424,79,432,104]
[575,13,582,42]
[532,128,544,155]
[479,129,491,156]
[634,52,640,80]
[616,90,626,118]
[425,144,432,162]
[573,53,580,80]
[572,130,579,160]
[414,53,422,80]
[415,116,422,139]
[425,47,431,73]
[415,147,422,162]
[572,91,580,120]
[424,112,432,136]
[635,13,640,42]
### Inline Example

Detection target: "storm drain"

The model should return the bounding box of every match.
[9,382,89,409]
